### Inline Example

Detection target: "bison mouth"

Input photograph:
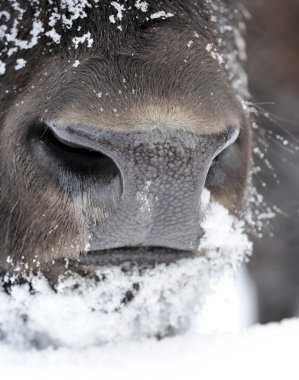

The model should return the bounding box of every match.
[0,193,252,349]
[75,246,197,267]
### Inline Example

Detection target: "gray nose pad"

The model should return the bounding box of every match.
[48,124,238,251]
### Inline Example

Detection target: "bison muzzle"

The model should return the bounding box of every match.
[0,0,251,274]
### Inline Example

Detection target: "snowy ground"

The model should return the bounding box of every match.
[2,320,298,380]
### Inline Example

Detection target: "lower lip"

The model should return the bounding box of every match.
[74,246,197,266]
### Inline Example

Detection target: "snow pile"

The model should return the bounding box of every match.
[0,191,252,349]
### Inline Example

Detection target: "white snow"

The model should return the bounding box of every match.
[136,180,152,215]
[111,2,126,21]
[187,40,194,48]
[0,309,298,380]
[72,32,94,49]
[45,28,61,44]
[200,197,251,270]
[206,43,225,65]
[150,11,174,20]
[14,58,26,70]
[72,60,80,67]
[0,59,6,75]
[135,0,148,12]
[109,14,116,24]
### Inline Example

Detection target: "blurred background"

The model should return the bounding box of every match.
[246,0,299,323]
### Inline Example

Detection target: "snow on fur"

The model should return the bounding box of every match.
[0,191,252,349]
[0,0,250,104]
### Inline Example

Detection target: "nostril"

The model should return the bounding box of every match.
[29,124,122,187]
[205,128,241,191]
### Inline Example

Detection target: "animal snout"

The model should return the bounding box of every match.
[31,123,238,254]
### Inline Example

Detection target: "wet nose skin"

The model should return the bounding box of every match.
[49,125,237,251]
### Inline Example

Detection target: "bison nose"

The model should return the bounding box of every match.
[35,123,238,252]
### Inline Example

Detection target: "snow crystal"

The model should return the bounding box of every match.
[111,2,126,21]
[0,60,6,75]
[72,32,94,49]
[45,28,61,44]
[109,15,116,24]
[206,43,224,65]
[14,58,26,70]
[187,40,194,48]
[135,0,148,12]
[136,180,152,211]
[72,60,80,67]
[206,43,213,52]
[150,11,174,20]
[0,10,10,21]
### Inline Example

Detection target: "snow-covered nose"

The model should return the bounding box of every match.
[46,125,237,252]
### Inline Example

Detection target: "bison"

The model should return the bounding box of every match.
[0,0,251,274]
[0,1,260,344]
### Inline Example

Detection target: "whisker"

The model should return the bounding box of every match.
[39,124,49,140]
[250,102,299,144]
[249,100,299,126]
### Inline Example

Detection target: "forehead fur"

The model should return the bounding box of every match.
[0,0,245,134]
[0,0,242,68]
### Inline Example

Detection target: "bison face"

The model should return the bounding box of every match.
[0,1,251,275]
